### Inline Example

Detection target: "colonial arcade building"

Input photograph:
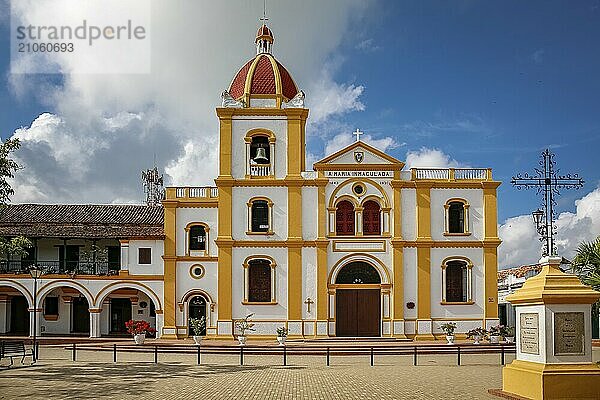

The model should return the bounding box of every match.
[0,23,501,340]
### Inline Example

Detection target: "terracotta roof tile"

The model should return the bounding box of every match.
[250,55,276,94]
[0,204,164,239]
[229,59,253,99]
[276,59,298,100]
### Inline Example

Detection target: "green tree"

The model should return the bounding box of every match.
[0,138,22,205]
[0,138,33,262]
[571,236,600,290]
[570,236,600,339]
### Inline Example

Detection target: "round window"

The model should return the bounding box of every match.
[352,182,366,197]
[190,264,205,279]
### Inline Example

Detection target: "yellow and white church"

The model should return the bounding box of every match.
[0,23,501,340]
[161,23,501,340]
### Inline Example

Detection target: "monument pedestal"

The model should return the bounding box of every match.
[500,256,600,400]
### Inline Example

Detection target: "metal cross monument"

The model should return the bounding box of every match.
[511,149,584,257]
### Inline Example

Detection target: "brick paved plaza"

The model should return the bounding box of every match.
[1,345,598,400]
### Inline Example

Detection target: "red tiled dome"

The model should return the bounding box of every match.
[228,54,299,101]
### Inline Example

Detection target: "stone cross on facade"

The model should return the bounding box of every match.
[304,297,314,314]
[353,128,363,142]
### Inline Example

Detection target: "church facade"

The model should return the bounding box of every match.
[0,23,500,340]
[161,24,501,340]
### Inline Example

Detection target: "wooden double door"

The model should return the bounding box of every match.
[335,289,381,337]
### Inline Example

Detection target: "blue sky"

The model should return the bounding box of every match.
[1,0,600,266]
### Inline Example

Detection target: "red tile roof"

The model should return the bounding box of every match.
[0,204,164,239]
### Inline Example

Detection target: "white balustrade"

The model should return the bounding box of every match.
[250,164,271,177]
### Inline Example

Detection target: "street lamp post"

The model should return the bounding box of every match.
[29,265,44,362]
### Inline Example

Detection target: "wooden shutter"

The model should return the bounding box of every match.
[446,261,466,302]
[248,260,271,302]
[336,201,355,235]
[362,200,381,235]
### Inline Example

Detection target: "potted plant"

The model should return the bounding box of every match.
[276,326,288,346]
[125,320,156,345]
[189,316,206,345]
[440,322,457,344]
[503,326,515,343]
[488,324,503,344]
[466,327,487,345]
[234,313,255,346]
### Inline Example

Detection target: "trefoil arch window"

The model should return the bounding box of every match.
[243,257,276,304]
[444,199,470,235]
[247,198,273,235]
[441,257,473,304]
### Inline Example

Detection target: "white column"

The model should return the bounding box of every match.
[120,240,129,271]
[29,308,41,337]
[89,310,101,338]
[0,296,8,333]
[155,312,164,338]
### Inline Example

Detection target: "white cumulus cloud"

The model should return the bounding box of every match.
[404,147,468,169]
[498,187,600,268]
[6,0,371,204]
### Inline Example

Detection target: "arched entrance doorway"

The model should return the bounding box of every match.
[335,261,381,337]
[188,295,207,336]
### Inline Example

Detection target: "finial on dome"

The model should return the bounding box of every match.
[256,0,274,54]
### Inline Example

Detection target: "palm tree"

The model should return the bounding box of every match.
[571,236,600,280]
[571,236,600,339]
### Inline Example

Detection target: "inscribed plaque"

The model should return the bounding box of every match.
[554,312,585,356]
[520,313,539,355]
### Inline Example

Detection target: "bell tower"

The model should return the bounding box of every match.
[214,21,309,329]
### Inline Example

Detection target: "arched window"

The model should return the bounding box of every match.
[189,225,206,251]
[185,223,210,255]
[249,199,271,233]
[245,259,274,303]
[446,261,467,302]
[335,262,381,284]
[442,258,473,304]
[362,200,381,235]
[445,199,470,235]
[250,135,270,165]
[336,200,355,236]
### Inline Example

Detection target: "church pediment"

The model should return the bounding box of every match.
[313,141,404,171]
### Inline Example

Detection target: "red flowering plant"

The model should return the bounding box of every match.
[125,320,156,336]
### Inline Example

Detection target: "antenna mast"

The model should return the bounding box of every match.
[141,166,165,206]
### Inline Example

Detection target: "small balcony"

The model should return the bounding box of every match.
[0,260,120,276]
[165,186,219,204]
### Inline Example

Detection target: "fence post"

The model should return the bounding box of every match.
[326,347,330,366]
[240,346,244,366]
[197,345,201,365]
[501,345,505,365]
[36,342,40,361]
[72,343,76,362]
[370,347,374,366]
[457,346,461,366]
[413,346,417,366]
[113,343,117,363]
[154,345,158,364]
[283,346,287,366]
